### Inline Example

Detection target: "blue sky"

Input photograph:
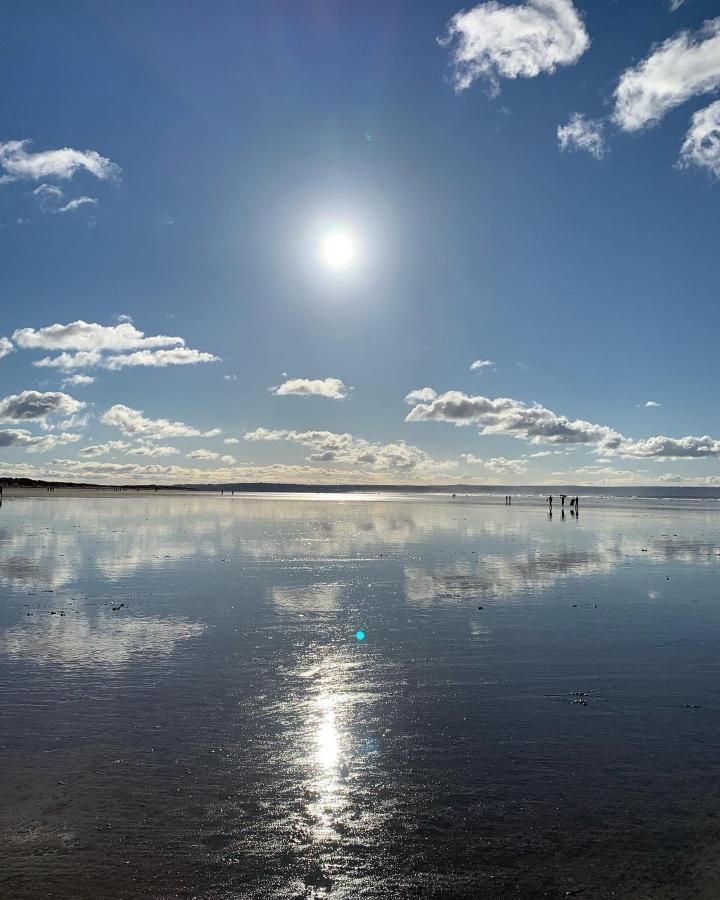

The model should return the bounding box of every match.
[1,0,720,485]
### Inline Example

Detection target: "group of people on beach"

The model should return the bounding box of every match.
[548,494,579,512]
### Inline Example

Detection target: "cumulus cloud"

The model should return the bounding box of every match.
[0,428,81,453]
[0,390,84,422]
[470,358,495,372]
[223,437,240,445]
[613,18,720,132]
[404,387,437,404]
[644,400,662,407]
[101,405,221,440]
[405,389,621,445]
[439,0,589,94]
[0,140,121,183]
[0,336,13,359]
[187,449,220,460]
[557,112,608,159]
[484,457,528,473]
[127,444,179,458]
[15,319,220,372]
[14,319,183,352]
[678,99,720,178]
[270,377,350,400]
[245,426,456,476]
[407,387,720,461]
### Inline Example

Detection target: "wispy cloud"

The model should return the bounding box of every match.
[62,374,95,387]
[439,0,589,94]
[613,18,720,132]
[643,400,662,407]
[270,377,350,400]
[0,139,121,183]
[469,358,495,372]
[0,336,13,360]
[678,100,720,178]
[557,112,608,159]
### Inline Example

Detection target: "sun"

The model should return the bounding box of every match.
[319,229,357,270]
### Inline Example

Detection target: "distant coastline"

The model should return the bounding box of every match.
[1,476,719,501]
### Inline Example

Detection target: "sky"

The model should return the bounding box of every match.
[1,0,720,487]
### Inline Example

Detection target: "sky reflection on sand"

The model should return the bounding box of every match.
[3,494,720,899]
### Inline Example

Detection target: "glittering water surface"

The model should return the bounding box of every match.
[2,493,720,899]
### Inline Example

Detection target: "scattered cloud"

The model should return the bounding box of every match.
[678,99,720,178]
[220,454,236,464]
[245,426,457,476]
[0,336,13,360]
[223,374,238,381]
[439,0,589,94]
[62,374,95,387]
[14,319,220,372]
[0,428,81,453]
[78,441,131,459]
[406,388,720,460]
[643,400,662,407]
[613,18,720,132]
[223,437,240,445]
[187,448,220,460]
[557,112,608,159]
[484,457,528,474]
[58,196,98,213]
[127,444,179,458]
[270,377,350,400]
[404,387,437,404]
[101,404,221,440]
[14,320,183,352]
[0,139,121,183]
[669,0,689,12]
[469,358,495,372]
[0,389,84,422]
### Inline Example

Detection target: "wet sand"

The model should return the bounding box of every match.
[2,493,720,898]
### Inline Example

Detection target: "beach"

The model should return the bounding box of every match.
[2,491,720,898]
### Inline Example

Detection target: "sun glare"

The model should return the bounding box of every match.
[319,229,357,270]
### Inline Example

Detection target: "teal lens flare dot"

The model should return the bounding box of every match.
[355,630,365,642]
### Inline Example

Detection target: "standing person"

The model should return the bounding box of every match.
[547,495,553,510]
[560,494,567,508]
[575,496,579,513]
[508,495,511,505]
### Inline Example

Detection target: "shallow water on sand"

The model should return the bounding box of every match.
[2,493,720,899]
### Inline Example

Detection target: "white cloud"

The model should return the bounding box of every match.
[678,99,720,178]
[101,404,221,440]
[439,0,589,94]
[220,454,236,464]
[270,377,350,400]
[245,426,457,476]
[469,358,495,371]
[16,320,220,372]
[0,336,13,359]
[404,387,437,404]
[223,437,240,445]
[460,453,484,464]
[0,139,121,183]
[613,18,720,132]
[0,390,84,422]
[644,400,662,407]
[223,374,238,381]
[406,387,720,460]
[78,441,131,458]
[187,449,219,460]
[484,456,528,473]
[62,374,95,387]
[557,112,608,159]
[405,389,621,445]
[670,0,688,12]
[14,320,183,352]
[127,444,179,458]
[0,428,81,453]
[58,196,98,213]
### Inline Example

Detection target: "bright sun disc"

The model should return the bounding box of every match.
[319,230,357,269]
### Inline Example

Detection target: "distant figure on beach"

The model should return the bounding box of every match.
[575,496,579,512]
[560,494,567,508]
[547,495,553,509]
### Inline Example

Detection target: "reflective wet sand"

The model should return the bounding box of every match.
[2,493,720,898]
